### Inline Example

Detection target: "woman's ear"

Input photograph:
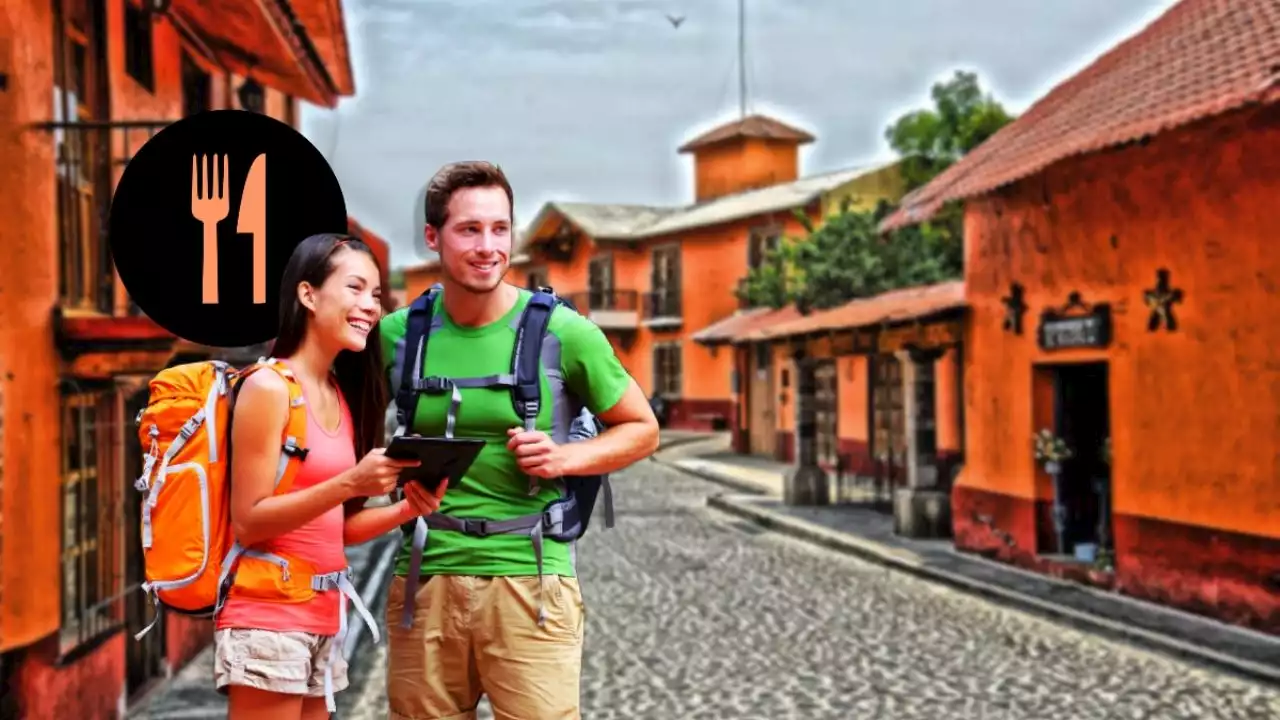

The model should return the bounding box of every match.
[297,281,318,312]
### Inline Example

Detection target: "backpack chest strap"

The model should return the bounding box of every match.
[412,374,516,392]
[412,374,520,440]
[423,500,573,537]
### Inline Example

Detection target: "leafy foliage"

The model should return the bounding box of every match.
[886,70,1015,192]
[737,199,961,312]
[737,70,1012,311]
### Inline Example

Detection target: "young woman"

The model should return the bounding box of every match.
[216,233,446,720]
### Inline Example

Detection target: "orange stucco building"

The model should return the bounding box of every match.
[883,0,1280,633]
[403,116,907,430]
[696,283,966,502]
[0,1,355,716]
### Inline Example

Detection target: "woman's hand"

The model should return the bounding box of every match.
[347,448,419,498]
[402,480,448,518]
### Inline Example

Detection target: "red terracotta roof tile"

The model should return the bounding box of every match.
[678,114,816,153]
[733,281,966,342]
[882,0,1280,231]
[692,306,803,346]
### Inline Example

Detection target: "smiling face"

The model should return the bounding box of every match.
[426,185,513,295]
[298,245,383,353]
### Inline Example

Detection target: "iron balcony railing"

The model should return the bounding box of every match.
[642,290,682,319]
[39,119,173,315]
[566,289,640,314]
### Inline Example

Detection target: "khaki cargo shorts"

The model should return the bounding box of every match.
[386,574,586,720]
[213,628,348,698]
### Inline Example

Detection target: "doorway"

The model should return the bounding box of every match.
[813,359,838,468]
[747,344,776,457]
[588,254,615,311]
[870,354,906,487]
[124,388,166,699]
[1050,362,1112,559]
[181,51,211,117]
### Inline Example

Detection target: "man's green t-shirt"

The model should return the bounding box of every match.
[379,287,633,578]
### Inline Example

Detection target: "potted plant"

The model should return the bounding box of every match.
[1033,428,1073,472]
[1033,428,1073,555]
[1093,436,1115,572]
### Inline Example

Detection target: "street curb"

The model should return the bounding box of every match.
[655,432,722,454]
[342,534,399,663]
[705,492,1280,689]
[654,456,770,497]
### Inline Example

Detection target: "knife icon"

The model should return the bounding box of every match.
[237,153,267,304]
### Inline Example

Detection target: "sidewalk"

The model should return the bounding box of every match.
[659,449,1280,688]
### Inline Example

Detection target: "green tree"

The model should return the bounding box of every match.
[737,70,1012,311]
[886,70,1014,191]
[737,198,960,312]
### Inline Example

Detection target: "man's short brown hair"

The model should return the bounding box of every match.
[423,161,514,229]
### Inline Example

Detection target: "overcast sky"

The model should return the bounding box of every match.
[299,0,1179,268]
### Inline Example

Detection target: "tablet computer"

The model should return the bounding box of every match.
[386,435,485,493]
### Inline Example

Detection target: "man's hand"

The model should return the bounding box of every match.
[507,427,574,478]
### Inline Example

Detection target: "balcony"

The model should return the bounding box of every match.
[566,289,639,331]
[642,291,683,329]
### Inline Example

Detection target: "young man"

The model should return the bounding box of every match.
[378,160,660,719]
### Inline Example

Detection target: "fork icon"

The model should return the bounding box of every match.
[191,154,229,304]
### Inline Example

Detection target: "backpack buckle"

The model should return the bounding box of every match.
[415,376,453,394]
[542,507,562,534]
[459,519,491,537]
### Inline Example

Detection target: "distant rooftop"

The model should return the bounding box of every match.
[678,114,816,153]
[527,162,897,246]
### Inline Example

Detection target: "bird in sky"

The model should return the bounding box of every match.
[666,14,685,28]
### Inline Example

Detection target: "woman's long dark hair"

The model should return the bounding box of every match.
[269,233,388,458]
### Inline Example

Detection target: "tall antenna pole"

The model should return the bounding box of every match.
[738,0,747,118]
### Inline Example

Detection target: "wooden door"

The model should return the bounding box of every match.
[814,359,838,467]
[871,354,906,482]
[650,245,681,317]
[588,254,614,310]
[56,0,111,312]
[748,344,775,456]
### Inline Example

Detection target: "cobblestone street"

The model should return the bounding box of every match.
[338,458,1280,720]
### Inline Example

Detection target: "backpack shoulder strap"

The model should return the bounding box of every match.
[394,283,443,434]
[510,288,560,431]
[232,358,310,494]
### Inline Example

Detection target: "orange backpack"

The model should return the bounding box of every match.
[131,358,323,638]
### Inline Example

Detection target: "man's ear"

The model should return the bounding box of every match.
[425,225,440,254]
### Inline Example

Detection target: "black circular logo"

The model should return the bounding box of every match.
[109,109,348,347]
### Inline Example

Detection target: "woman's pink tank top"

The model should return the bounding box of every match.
[216,365,354,636]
